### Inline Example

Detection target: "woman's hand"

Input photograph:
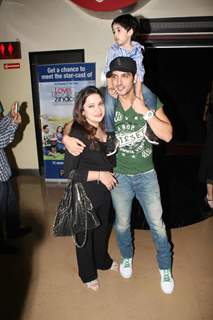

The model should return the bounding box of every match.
[99,171,117,191]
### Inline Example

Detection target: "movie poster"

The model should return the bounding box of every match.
[37,62,96,181]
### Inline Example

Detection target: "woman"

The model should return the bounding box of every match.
[64,86,118,291]
[56,125,65,153]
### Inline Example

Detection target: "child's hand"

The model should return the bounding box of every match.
[108,87,118,99]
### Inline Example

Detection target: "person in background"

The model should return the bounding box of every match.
[63,86,118,291]
[103,13,158,145]
[0,102,31,254]
[199,81,213,209]
[42,124,57,157]
[0,100,4,118]
[56,125,65,153]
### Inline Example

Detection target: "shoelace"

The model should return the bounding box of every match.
[162,269,171,282]
[123,259,131,268]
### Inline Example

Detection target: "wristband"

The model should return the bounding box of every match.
[143,110,154,121]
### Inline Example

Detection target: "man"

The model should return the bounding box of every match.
[63,57,174,294]
[0,102,31,254]
[42,124,57,157]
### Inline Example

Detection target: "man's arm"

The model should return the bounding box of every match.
[132,97,173,142]
[149,107,173,142]
[62,121,86,156]
[0,112,12,130]
[0,103,21,148]
[0,121,17,148]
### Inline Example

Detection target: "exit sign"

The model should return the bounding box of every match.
[0,41,21,59]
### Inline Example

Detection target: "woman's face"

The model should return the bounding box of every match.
[82,93,105,127]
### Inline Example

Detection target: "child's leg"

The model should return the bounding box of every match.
[142,83,157,109]
[104,87,116,133]
[142,84,159,145]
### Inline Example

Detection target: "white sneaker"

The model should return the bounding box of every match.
[119,257,132,279]
[159,269,174,294]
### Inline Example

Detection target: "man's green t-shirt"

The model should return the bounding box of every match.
[114,99,162,175]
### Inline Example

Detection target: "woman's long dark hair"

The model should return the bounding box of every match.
[73,86,105,139]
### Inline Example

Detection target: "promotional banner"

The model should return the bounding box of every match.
[37,62,96,181]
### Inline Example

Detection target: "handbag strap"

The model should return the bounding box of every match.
[71,182,88,248]
[72,206,87,249]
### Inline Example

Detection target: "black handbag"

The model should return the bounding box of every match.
[53,171,100,248]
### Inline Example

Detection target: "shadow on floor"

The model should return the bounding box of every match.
[0,212,45,320]
[131,148,213,230]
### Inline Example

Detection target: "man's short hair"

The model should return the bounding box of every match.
[106,57,137,78]
[43,124,49,130]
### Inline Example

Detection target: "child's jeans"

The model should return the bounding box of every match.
[104,83,157,133]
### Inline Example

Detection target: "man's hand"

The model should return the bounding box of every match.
[63,135,85,156]
[63,121,73,135]
[11,102,21,124]
[132,97,147,115]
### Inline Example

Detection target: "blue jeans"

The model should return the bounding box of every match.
[104,83,157,132]
[111,170,172,269]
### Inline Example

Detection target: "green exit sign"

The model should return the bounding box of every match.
[0,41,21,59]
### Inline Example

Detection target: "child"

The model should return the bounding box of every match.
[103,14,159,145]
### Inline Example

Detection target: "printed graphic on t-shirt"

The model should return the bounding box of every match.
[115,109,152,159]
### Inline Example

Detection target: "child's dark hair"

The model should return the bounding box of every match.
[111,14,139,39]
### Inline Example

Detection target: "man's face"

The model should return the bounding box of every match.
[44,126,49,133]
[111,70,134,96]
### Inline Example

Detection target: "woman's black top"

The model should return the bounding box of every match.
[64,122,113,207]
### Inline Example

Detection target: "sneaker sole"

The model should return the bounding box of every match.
[119,267,132,279]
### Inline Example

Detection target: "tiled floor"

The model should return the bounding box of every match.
[1,176,213,320]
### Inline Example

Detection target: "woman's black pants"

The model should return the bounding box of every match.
[75,191,113,283]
